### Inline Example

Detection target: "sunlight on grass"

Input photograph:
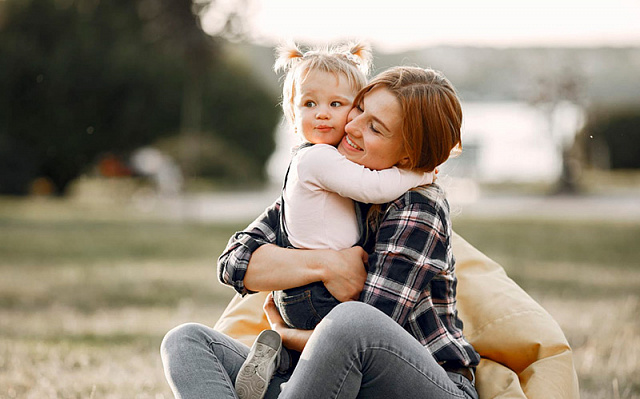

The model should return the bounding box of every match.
[453,216,640,399]
[0,197,639,398]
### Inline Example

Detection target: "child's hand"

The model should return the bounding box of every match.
[263,292,312,352]
[263,292,287,333]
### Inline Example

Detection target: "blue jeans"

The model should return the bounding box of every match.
[161,301,478,399]
[273,282,340,330]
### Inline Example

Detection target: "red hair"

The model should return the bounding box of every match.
[355,67,462,172]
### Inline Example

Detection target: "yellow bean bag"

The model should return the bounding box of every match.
[213,233,580,398]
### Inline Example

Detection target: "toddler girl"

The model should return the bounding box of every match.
[234,42,434,399]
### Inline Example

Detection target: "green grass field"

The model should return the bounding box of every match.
[0,197,638,398]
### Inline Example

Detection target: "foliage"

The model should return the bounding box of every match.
[579,107,640,169]
[0,0,278,195]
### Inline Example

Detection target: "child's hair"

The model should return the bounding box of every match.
[274,41,372,124]
[356,66,462,172]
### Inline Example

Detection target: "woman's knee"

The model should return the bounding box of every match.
[161,322,210,356]
[319,302,385,342]
[326,301,382,326]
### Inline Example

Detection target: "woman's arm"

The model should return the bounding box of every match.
[298,145,433,204]
[245,245,368,303]
[217,200,281,295]
[217,198,368,302]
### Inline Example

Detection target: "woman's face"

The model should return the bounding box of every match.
[337,87,409,171]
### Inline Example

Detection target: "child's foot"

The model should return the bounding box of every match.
[235,329,282,399]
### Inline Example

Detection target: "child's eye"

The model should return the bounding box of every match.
[304,101,316,107]
[330,101,342,107]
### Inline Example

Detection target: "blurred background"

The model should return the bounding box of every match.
[1,0,639,398]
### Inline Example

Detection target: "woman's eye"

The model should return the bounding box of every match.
[369,124,380,134]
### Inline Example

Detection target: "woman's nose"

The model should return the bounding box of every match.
[344,119,360,136]
[345,115,361,137]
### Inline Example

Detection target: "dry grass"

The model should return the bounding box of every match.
[0,197,638,398]
[454,218,640,399]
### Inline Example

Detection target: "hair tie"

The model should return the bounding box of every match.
[342,52,361,66]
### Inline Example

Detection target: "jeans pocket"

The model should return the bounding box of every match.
[274,289,324,330]
[446,371,479,399]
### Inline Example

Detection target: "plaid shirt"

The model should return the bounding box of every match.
[218,184,480,367]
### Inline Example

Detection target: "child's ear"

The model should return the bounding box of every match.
[397,156,411,168]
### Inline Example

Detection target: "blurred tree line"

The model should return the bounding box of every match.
[580,109,640,170]
[0,0,279,195]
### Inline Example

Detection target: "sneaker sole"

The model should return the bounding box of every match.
[236,330,282,399]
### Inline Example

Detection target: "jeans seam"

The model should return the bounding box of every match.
[337,346,467,398]
[278,290,322,329]
[207,336,247,359]
[207,341,240,398]
[304,293,325,323]
[333,353,358,399]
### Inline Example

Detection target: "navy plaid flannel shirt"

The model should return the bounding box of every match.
[217,183,481,368]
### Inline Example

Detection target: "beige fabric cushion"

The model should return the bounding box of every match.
[213,233,580,398]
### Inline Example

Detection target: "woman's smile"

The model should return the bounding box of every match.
[337,87,408,170]
[342,135,362,151]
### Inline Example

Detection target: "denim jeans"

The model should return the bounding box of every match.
[273,281,340,330]
[161,301,478,399]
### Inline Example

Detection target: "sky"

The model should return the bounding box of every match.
[204,0,640,52]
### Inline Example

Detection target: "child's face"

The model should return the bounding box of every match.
[292,69,356,146]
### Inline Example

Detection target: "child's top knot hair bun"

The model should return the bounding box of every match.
[339,41,372,76]
[273,41,372,76]
[274,40,372,125]
[273,41,305,73]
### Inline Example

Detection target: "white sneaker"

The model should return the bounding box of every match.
[235,330,282,399]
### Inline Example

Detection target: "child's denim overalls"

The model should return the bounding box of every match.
[273,143,368,330]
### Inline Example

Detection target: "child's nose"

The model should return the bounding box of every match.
[315,105,330,119]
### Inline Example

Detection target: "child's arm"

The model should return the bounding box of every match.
[297,145,434,204]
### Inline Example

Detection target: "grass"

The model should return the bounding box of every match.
[453,217,640,399]
[0,196,639,398]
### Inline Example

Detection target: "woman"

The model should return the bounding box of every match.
[161,66,479,399]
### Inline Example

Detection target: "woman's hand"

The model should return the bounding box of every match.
[320,246,368,302]
[263,293,312,353]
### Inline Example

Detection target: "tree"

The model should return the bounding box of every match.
[0,0,277,195]
[528,69,586,194]
[581,108,640,170]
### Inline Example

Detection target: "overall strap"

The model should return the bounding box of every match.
[354,202,373,250]
[278,142,371,251]
[277,142,315,248]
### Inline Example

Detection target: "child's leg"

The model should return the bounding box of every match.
[273,282,340,330]
[235,329,282,399]
[277,346,300,374]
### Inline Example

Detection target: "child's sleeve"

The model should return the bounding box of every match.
[297,145,434,204]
